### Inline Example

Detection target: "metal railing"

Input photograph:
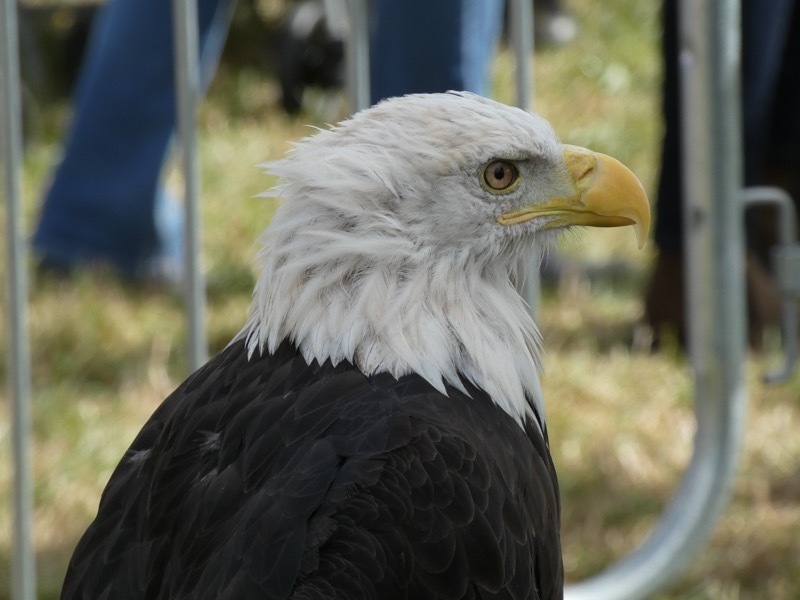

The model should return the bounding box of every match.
[741,186,799,384]
[1,0,791,598]
[568,0,748,596]
[1,0,35,597]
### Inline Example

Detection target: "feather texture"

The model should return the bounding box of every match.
[242,92,568,425]
[61,340,562,599]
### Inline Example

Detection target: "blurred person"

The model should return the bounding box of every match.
[33,0,236,283]
[646,0,800,345]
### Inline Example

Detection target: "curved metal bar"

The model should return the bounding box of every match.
[1,0,36,597]
[566,0,747,597]
[740,186,798,383]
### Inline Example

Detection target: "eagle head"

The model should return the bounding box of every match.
[242,92,650,428]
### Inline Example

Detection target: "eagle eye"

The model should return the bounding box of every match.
[482,160,519,192]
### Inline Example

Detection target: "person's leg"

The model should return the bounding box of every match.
[652,0,681,256]
[764,1,800,181]
[740,0,795,185]
[369,0,503,104]
[644,0,689,343]
[34,0,235,278]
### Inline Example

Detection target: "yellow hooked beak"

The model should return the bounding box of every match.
[497,144,651,248]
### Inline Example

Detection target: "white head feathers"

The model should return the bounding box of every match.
[240,92,572,428]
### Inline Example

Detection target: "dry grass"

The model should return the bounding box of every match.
[1,0,799,598]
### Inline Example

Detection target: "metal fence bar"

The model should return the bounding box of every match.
[740,186,799,383]
[566,0,747,597]
[345,0,370,113]
[510,0,534,111]
[508,0,541,314]
[173,0,208,371]
[1,0,36,597]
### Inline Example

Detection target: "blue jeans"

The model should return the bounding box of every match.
[33,0,235,277]
[370,0,504,103]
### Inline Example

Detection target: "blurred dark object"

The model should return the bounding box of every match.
[645,250,782,349]
[17,1,99,140]
[503,0,577,48]
[531,0,577,47]
[18,2,100,99]
[275,0,344,114]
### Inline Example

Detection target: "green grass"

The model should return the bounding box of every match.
[2,0,800,597]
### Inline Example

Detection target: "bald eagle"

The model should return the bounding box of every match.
[61,92,649,599]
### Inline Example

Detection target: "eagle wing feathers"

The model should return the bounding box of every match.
[61,339,561,599]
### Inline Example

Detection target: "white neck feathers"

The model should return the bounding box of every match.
[239,206,546,428]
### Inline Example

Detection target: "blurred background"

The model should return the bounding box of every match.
[1,0,799,597]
